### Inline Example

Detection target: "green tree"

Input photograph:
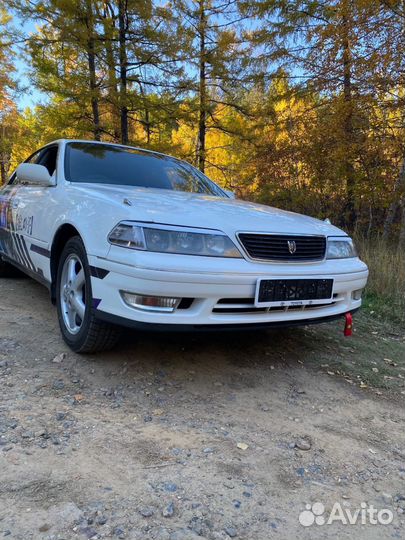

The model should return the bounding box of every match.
[173,0,252,172]
[240,0,394,231]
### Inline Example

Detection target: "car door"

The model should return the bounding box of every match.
[0,149,42,270]
[15,145,59,281]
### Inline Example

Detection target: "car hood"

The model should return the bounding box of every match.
[72,184,346,237]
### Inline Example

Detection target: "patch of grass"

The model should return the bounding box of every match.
[355,236,405,327]
[302,313,405,394]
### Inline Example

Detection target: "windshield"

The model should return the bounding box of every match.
[64,142,226,197]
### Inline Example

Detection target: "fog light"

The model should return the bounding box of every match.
[352,289,364,301]
[121,291,181,312]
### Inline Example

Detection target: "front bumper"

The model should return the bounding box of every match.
[89,249,369,328]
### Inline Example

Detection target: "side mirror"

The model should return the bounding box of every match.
[224,189,236,199]
[16,163,55,187]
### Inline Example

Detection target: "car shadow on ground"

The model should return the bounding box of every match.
[86,322,325,379]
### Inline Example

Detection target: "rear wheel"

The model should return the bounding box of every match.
[56,237,121,353]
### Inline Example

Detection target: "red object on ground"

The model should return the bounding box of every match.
[344,312,353,336]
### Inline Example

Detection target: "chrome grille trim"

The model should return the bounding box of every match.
[213,297,341,314]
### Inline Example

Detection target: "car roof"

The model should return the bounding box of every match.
[49,139,171,160]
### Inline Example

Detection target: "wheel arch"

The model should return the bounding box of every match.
[50,223,83,303]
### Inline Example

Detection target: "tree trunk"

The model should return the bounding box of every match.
[139,82,151,144]
[342,1,356,231]
[118,0,128,145]
[0,122,10,185]
[144,108,151,145]
[87,46,101,141]
[197,0,207,172]
[384,2,405,242]
[399,199,405,249]
[102,3,120,141]
[86,0,101,141]
[383,162,404,241]
[0,158,7,186]
[367,204,373,240]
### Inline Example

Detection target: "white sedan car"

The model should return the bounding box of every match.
[0,140,368,352]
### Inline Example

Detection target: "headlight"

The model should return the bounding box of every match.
[108,222,242,258]
[326,237,357,259]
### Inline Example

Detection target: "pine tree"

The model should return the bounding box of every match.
[10,0,185,145]
[241,0,392,231]
[172,0,251,172]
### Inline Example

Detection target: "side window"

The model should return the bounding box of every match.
[9,149,42,185]
[10,146,58,186]
[37,146,58,176]
[25,151,42,164]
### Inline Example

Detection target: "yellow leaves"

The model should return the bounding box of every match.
[171,113,197,161]
[170,101,252,187]
[0,7,12,26]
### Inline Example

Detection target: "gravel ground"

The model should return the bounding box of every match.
[0,276,404,540]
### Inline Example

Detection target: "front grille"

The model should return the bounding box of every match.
[238,234,326,261]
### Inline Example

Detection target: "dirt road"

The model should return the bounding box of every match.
[1,276,405,539]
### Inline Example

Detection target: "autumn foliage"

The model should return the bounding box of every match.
[1,0,405,246]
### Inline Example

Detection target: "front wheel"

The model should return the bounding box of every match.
[56,237,121,353]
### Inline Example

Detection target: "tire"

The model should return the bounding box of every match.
[56,236,121,353]
[0,257,25,278]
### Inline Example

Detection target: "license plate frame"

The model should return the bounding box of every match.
[255,278,334,307]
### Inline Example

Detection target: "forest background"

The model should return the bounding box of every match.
[1,0,404,324]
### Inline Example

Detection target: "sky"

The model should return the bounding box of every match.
[13,18,46,110]
[11,5,279,111]
[11,5,261,112]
